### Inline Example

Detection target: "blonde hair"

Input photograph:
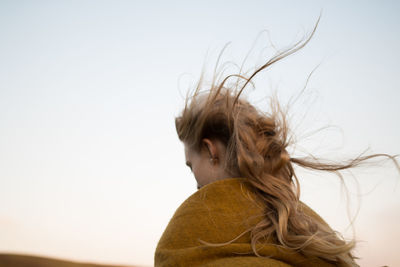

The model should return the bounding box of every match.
[175,25,398,266]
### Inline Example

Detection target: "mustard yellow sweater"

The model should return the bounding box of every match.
[155,178,338,267]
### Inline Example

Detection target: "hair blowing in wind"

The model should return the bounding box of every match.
[175,20,399,266]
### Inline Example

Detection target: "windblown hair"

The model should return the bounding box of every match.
[175,23,399,267]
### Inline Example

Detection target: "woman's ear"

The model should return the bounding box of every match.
[202,138,218,159]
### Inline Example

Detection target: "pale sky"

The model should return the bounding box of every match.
[0,1,399,266]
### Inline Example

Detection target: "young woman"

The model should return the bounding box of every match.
[154,30,397,267]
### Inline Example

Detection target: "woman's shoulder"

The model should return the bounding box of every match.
[155,178,286,266]
[177,178,263,217]
[155,178,335,267]
[157,178,263,247]
[178,178,327,226]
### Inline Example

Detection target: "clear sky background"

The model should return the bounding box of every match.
[0,1,399,266]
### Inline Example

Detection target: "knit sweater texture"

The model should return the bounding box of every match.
[155,178,338,267]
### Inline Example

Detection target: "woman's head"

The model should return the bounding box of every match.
[176,90,238,188]
[175,87,292,191]
[175,16,323,190]
[174,21,316,190]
